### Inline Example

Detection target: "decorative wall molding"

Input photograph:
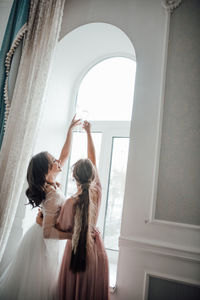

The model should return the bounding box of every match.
[149,219,200,231]
[119,236,200,263]
[149,6,171,223]
[161,0,182,13]
[151,0,199,228]
[143,270,200,300]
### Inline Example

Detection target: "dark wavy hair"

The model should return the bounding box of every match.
[26,151,51,208]
[70,159,95,273]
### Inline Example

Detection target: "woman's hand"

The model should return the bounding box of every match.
[69,115,81,131]
[83,120,91,134]
[91,227,101,240]
[36,209,43,227]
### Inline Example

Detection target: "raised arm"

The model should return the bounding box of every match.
[59,115,81,167]
[83,121,96,167]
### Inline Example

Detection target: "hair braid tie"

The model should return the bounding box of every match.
[81,182,90,191]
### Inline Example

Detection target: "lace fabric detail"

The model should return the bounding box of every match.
[41,186,65,240]
[42,186,65,217]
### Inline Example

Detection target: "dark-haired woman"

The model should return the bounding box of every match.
[0,116,80,300]
[57,121,110,300]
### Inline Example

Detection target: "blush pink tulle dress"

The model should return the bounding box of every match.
[57,173,110,300]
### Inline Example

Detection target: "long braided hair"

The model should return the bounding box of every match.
[26,151,52,207]
[70,158,95,273]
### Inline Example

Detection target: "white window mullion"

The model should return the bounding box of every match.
[97,131,113,233]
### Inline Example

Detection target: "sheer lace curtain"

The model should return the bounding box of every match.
[0,0,65,262]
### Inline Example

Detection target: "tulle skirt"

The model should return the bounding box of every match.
[0,223,59,300]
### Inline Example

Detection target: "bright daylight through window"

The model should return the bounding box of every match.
[66,57,136,286]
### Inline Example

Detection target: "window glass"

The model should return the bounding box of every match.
[104,137,130,250]
[76,57,136,121]
[66,132,102,197]
[107,249,119,288]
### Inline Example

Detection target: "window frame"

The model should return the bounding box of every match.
[66,120,130,247]
[63,56,136,287]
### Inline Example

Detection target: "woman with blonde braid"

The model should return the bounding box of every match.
[57,121,110,300]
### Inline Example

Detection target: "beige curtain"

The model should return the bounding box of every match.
[0,0,65,262]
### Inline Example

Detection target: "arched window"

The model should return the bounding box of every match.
[66,56,136,286]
